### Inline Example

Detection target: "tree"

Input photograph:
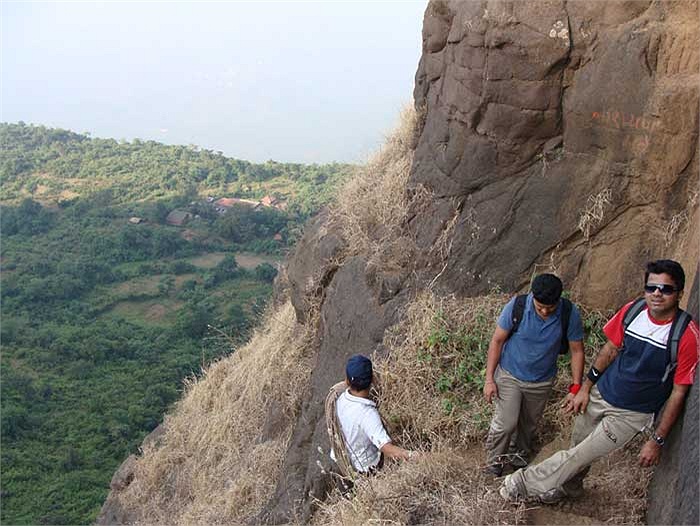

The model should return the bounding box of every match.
[211,254,240,283]
[254,263,278,283]
[158,275,175,295]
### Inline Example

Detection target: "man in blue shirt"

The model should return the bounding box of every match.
[483,274,585,476]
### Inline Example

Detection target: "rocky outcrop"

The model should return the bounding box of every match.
[260,218,412,523]
[97,425,165,524]
[410,0,698,308]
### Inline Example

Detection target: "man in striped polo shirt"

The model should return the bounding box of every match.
[500,259,699,503]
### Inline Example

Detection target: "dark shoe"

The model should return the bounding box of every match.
[482,463,503,477]
[562,482,584,498]
[539,488,567,504]
[509,453,528,469]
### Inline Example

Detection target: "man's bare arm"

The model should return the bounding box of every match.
[569,340,584,385]
[483,326,509,403]
[380,442,416,461]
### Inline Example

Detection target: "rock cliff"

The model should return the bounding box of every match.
[410,0,698,307]
[99,1,698,523]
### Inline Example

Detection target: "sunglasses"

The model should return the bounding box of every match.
[644,284,677,295]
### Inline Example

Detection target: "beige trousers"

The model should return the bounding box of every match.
[485,365,555,466]
[511,386,653,498]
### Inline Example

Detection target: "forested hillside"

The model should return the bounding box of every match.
[0,122,353,220]
[0,123,350,524]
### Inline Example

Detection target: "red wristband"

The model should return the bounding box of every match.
[569,383,581,395]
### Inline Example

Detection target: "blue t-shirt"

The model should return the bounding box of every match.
[497,294,584,382]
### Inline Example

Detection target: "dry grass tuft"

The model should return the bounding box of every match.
[578,188,612,240]
[314,450,526,526]
[663,210,689,247]
[377,291,507,447]
[116,301,312,525]
[584,434,651,524]
[330,105,424,271]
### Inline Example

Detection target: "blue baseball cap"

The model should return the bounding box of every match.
[346,354,373,390]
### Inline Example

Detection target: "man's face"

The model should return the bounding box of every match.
[533,298,559,320]
[644,272,682,320]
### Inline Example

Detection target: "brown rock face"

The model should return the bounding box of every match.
[411,0,698,308]
[260,224,411,523]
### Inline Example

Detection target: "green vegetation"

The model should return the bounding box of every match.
[419,306,495,428]
[0,122,341,524]
[421,301,609,423]
[0,121,354,223]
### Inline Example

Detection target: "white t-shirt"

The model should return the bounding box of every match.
[332,389,391,472]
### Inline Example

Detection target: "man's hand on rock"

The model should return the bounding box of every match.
[639,439,661,467]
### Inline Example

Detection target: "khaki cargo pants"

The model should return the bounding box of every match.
[510,385,653,498]
[485,365,555,467]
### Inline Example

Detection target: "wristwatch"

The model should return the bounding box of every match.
[651,433,665,446]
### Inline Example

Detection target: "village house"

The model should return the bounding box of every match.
[214,197,261,210]
[260,195,278,207]
[212,195,288,214]
[261,195,288,211]
[166,209,192,227]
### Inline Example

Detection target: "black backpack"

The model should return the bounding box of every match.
[508,294,573,354]
[621,298,693,382]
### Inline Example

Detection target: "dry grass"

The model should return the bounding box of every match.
[584,434,651,524]
[314,450,526,526]
[663,210,689,247]
[114,287,647,525]
[313,291,526,525]
[116,301,313,525]
[377,291,507,447]
[578,189,612,240]
[329,105,423,271]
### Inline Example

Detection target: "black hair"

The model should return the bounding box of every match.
[349,376,372,391]
[531,273,563,305]
[645,259,685,291]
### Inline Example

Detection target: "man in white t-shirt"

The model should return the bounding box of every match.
[332,355,416,473]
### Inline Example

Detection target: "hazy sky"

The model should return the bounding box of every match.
[1,1,427,164]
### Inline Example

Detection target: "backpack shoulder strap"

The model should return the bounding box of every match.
[509,294,527,336]
[661,309,693,382]
[325,382,354,477]
[559,298,573,354]
[622,298,647,333]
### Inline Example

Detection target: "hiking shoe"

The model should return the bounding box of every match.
[508,454,528,470]
[499,474,524,502]
[563,482,584,498]
[482,463,503,477]
[539,488,567,504]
